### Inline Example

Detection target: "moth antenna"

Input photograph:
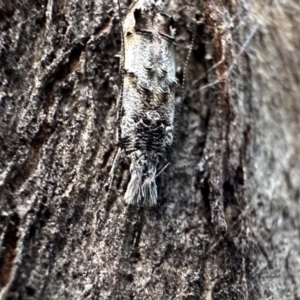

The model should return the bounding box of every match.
[173,22,195,146]
[117,0,125,73]
[155,162,170,178]
[180,24,195,102]
[107,147,122,193]
[116,0,125,144]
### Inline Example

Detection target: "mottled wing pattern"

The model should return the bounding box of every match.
[119,0,177,206]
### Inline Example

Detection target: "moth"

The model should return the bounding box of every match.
[112,0,178,206]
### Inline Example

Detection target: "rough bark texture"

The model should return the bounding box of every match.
[0,0,299,299]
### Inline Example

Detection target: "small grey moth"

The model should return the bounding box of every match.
[113,0,178,206]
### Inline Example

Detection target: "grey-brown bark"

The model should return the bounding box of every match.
[0,0,300,299]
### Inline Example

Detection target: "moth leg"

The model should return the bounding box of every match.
[113,84,123,147]
[110,147,122,176]
[105,146,122,195]
[179,23,195,105]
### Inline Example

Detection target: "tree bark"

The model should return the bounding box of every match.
[1,0,299,299]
